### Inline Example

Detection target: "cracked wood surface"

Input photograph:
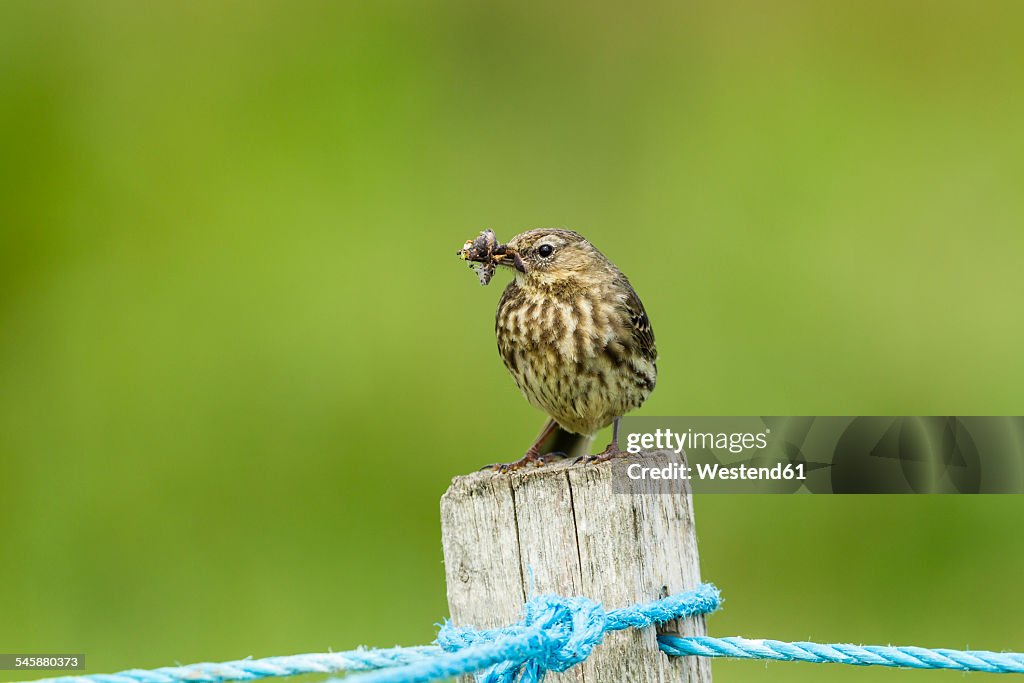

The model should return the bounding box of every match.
[440,451,711,682]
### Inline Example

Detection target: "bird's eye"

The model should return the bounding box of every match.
[537,244,555,258]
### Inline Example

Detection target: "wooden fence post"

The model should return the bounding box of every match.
[440,451,711,682]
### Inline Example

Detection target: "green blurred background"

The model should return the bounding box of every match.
[2,2,1023,681]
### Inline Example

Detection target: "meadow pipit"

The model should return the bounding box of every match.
[459,228,657,469]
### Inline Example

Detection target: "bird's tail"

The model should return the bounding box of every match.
[535,422,594,460]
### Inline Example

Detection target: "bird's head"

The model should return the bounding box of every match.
[496,229,614,288]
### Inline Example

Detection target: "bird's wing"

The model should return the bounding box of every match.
[623,286,657,364]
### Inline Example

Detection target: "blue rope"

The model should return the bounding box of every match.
[31,648,443,683]
[659,636,1024,674]
[27,582,1024,683]
[344,583,723,683]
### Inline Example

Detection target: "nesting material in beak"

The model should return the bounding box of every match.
[457,229,522,284]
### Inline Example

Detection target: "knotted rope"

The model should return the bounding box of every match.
[345,583,722,683]
[29,582,1024,683]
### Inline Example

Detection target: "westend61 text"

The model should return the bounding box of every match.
[627,462,807,481]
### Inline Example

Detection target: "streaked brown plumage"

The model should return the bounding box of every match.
[484,228,657,467]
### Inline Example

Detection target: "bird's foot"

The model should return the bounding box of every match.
[482,451,568,472]
[574,442,629,465]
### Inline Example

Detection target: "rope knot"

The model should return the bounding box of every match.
[519,594,606,672]
[433,584,721,683]
[434,593,608,682]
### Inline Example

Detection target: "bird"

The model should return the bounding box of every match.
[467,228,657,470]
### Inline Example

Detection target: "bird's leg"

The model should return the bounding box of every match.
[483,419,568,472]
[576,416,629,464]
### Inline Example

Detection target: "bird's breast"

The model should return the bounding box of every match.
[494,283,653,435]
[496,285,624,363]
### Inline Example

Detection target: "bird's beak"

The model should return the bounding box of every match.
[493,248,527,273]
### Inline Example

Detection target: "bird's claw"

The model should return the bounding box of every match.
[574,444,629,465]
[482,451,568,472]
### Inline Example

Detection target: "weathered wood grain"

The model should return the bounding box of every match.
[440,451,711,682]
